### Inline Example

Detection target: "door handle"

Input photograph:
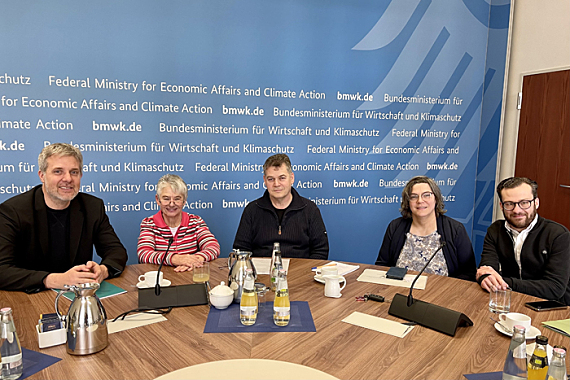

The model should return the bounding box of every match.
[561,185,570,189]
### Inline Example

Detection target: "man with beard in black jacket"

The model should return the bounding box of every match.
[477,177,570,305]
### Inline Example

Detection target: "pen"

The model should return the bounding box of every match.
[311,263,336,271]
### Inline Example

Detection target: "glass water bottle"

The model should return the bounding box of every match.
[1,307,23,380]
[239,269,258,326]
[270,242,280,271]
[546,347,567,380]
[502,325,527,380]
[273,269,290,326]
[270,244,283,292]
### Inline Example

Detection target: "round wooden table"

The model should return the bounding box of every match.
[1,258,568,379]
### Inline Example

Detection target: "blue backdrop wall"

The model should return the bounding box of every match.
[0,0,510,265]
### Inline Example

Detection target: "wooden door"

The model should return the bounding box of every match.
[515,69,570,229]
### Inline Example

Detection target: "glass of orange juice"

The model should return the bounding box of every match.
[193,261,210,283]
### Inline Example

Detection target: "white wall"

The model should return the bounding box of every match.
[495,0,570,218]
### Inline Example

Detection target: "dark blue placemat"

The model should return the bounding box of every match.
[22,347,61,379]
[204,301,316,333]
[463,371,502,380]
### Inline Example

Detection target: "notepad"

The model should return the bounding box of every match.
[356,268,427,290]
[311,261,360,276]
[251,258,291,275]
[542,318,570,337]
[54,281,126,301]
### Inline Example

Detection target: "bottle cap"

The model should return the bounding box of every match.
[535,335,548,345]
[553,345,567,353]
[0,307,12,313]
[513,325,526,333]
[553,347,566,358]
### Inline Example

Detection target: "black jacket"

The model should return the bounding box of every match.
[0,185,127,292]
[479,216,570,305]
[233,188,329,259]
[376,214,476,281]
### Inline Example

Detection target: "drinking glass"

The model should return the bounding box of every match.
[489,288,511,313]
[193,261,210,283]
[255,283,268,312]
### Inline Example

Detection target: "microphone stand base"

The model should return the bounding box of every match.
[138,283,208,309]
[388,293,473,336]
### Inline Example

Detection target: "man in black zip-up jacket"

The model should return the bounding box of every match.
[233,154,329,259]
[477,177,570,305]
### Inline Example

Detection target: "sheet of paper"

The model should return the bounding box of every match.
[342,312,414,338]
[311,261,360,276]
[356,268,427,290]
[107,313,168,334]
[251,258,290,275]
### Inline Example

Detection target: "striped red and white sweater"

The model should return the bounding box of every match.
[137,211,220,265]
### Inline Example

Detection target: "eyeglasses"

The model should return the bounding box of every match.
[159,196,185,205]
[502,198,535,211]
[409,192,434,202]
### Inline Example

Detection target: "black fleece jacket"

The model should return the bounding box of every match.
[233,188,329,259]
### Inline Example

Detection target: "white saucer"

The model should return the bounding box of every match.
[136,279,171,289]
[494,322,541,339]
[314,275,345,284]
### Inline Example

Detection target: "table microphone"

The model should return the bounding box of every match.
[155,237,174,296]
[388,240,473,336]
[407,241,445,306]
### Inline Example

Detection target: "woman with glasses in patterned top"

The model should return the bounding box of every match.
[375,176,476,281]
[137,174,220,272]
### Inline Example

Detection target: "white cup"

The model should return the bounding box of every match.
[323,275,346,298]
[319,265,338,277]
[499,312,532,332]
[138,271,163,287]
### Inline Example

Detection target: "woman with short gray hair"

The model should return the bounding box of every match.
[137,174,219,271]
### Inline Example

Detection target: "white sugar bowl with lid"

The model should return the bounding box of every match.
[209,281,234,309]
